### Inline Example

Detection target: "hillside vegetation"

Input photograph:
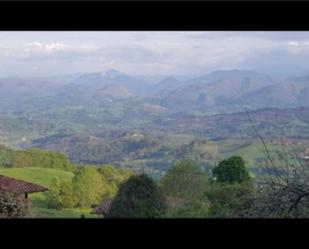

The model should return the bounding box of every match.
[0,146,133,218]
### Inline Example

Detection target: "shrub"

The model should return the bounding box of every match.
[106,174,166,218]
[0,191,30,218]
[205,182,254,218]
[164,198,209,218]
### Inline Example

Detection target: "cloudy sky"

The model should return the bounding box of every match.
[0,31,309,77]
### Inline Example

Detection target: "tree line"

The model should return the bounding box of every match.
[1,143,309,218]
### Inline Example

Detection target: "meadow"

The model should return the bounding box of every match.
[0,167,96,218]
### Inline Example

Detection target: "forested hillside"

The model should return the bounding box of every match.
[1,71,309,218]
[0,145,133,217]
[2,70,309,176]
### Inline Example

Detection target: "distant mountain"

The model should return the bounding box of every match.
[194,69,272,83]
[3,69,309,120]
[154,76,181,93]
[236,78,309,109]
[69,69,156,96]
[104,69,123,78]
[93,85,136,100]
[158,70,274,112]
[0,77,63,116]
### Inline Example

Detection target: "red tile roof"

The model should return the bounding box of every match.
[0,175,48,195]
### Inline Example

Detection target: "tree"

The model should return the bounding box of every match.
[10,148,74,171]
[58,181,76,208]
[243,144,309,218]
[160,159,209,199]
[106,174,166,218]
[98,164,133,200]
[45,177,77,209]
[213,156,250,184]
[45,177,61,209]
[0,191,30,218]
[73,166,103,208]
[205,182,254,218]
[164,198,209,218]
[0,145,15,167]
[244,111,309,218]
[99,164,132,185]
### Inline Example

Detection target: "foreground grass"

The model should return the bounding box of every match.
[31,206,97,218]
[0,167,97,218]
[0,167,74,186]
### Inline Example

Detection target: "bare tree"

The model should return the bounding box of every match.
[244,111,309,218]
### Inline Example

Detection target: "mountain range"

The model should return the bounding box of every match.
[1,69,309,173]
[2,69,309,118]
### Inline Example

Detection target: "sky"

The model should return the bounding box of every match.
[1,31,309,77]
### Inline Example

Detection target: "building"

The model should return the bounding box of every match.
[0,175,48,199]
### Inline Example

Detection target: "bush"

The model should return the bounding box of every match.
[205,182,254,218]
[164,198,209,218]
[0,191,30,218]
[160,159,208,199]
[106,174,166,218]
[213,156,250,184]
[45,177,77,209]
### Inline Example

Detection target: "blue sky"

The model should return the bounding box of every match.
[0,31,309,77]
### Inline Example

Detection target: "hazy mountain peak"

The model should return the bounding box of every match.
[161,76,179,82]
[102,69,124,78]
[205,69,269,80]
[95,84,135,99]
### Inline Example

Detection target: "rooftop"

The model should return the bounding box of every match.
[0,175,48,195]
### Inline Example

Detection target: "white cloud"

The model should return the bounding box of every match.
[0,32,309,76]
[30,42,43,47]
[23,42,69,54]
[288,41,299,47]
[286,40,309,56]
[44,43,68,53]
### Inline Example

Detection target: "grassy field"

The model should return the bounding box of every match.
[0,167,97,218]
[219,139,283,167]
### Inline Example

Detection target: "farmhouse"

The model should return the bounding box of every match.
[0,175,48,199]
